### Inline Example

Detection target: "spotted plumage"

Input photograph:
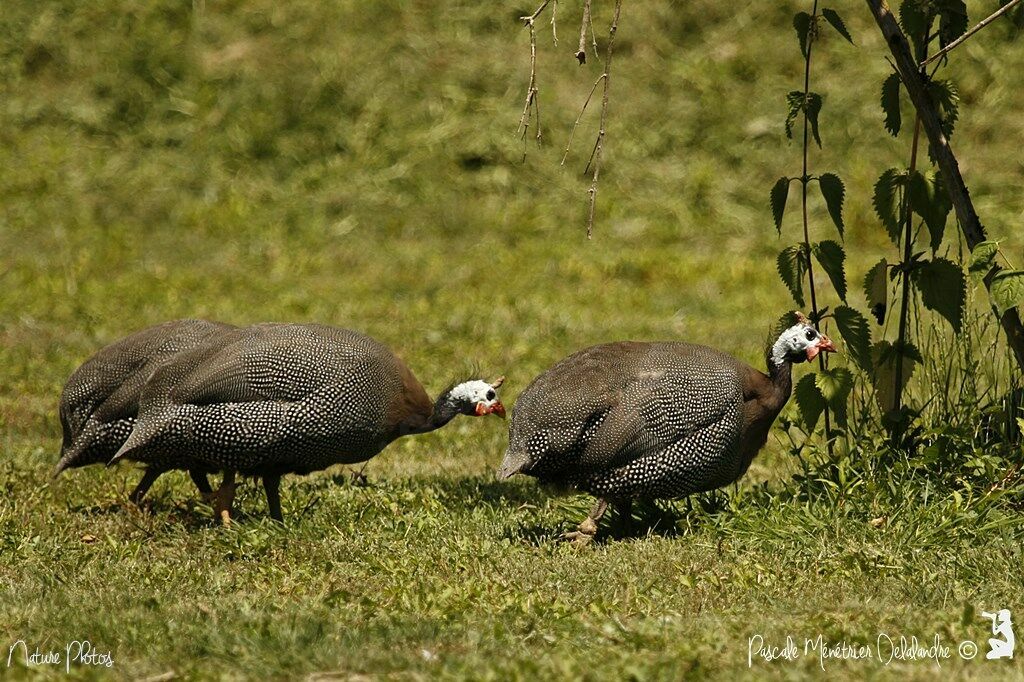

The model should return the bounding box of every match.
[499,314,835,541]
[110,323,505,521]
[55,319,235,502]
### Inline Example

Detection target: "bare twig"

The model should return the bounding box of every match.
[523,0,551,24]
[550,0,558,45]
[866,0,1024,373]
[561,73,606,164]
[585,0,622,239]
[517,2,551,147]
[576,0,593,64]
[920,0,1022,67]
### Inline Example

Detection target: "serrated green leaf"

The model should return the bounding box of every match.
[913,257,965,332]
[806,92,823,147]
[899,0,931,60]
[1003,0,1024,29]
[938,0,968,49]
[821,8,854,44]
[815,366,852,402]
[777,245,807,307]
[968,240,1000,280]
[815,366,853,426]
[834,305,872,372]
[770,311,804,341]
[770,177,790,234]
[928,79,960,140]
[908,170,951,251]
[881,73,902,137]
[817,173,845,238]
[795,372,827,430]
[864,258,889,325]
[873,168,908,246]
[794,12,813,58]
[872,340,919,413]
[990,270,1024,315]
[785,91,803,139]
[812,240,847,302]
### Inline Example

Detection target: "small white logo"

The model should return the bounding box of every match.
[982,610,1014,660]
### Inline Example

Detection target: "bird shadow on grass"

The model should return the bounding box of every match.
[417,475,550,508]
[504,493,735,547]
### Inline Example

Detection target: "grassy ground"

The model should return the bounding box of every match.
[1,1,1022,679]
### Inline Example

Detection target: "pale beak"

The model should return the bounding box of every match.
[806,334,837,361]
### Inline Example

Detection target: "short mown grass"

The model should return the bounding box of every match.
[1,1,1022,679]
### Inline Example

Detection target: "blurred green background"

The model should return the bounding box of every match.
[1,1,1022,679]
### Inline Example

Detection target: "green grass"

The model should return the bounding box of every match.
[1,1,1023,679]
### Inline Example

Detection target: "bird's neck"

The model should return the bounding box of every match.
[765,350,794,410]
[402,394,461,436]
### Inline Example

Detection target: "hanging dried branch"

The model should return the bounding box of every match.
[561,73,605,164]
[550,0,559,45]
[575,0,593,64]
[584,0,622,239]
[516,1,551,148]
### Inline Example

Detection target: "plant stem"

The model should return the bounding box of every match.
[892,24,930,443]
[893,113,922,432]
[800,0,833,453]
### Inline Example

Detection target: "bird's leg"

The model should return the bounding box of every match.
[560,498,609,545]
[263,474,283,523]
[350,462,369,487]
[189,469,215,504]
[615,498,634,537]
[213,470,237,526]
[129,468,161,507]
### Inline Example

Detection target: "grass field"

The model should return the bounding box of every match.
[2,1,1023,679]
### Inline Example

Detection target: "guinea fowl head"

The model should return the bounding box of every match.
[769,312,837,367]
[442,376,506,418]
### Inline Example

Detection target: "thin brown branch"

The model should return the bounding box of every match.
[561,73,605,165]
[866,0,1024,372]
[550,0,558,45]
[523,0,551,24]
[585,0,622,239]
[517,5,549,146]
[576,0,592,64]
[920,0,1022,67]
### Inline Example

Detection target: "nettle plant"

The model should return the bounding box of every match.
[770,1,871,446]
[867,0,971,438]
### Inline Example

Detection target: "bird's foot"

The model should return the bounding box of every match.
[559,516,598,545]
[559,530,596,546]
[212,474,237,527]
[349,468,369,487]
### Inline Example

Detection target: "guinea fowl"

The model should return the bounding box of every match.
[109,323,506,523]
[498,313,835,543]
[55,319,235,504]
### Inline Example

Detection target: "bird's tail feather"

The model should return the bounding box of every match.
[53,439,88,478]
[108,427,148,466]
